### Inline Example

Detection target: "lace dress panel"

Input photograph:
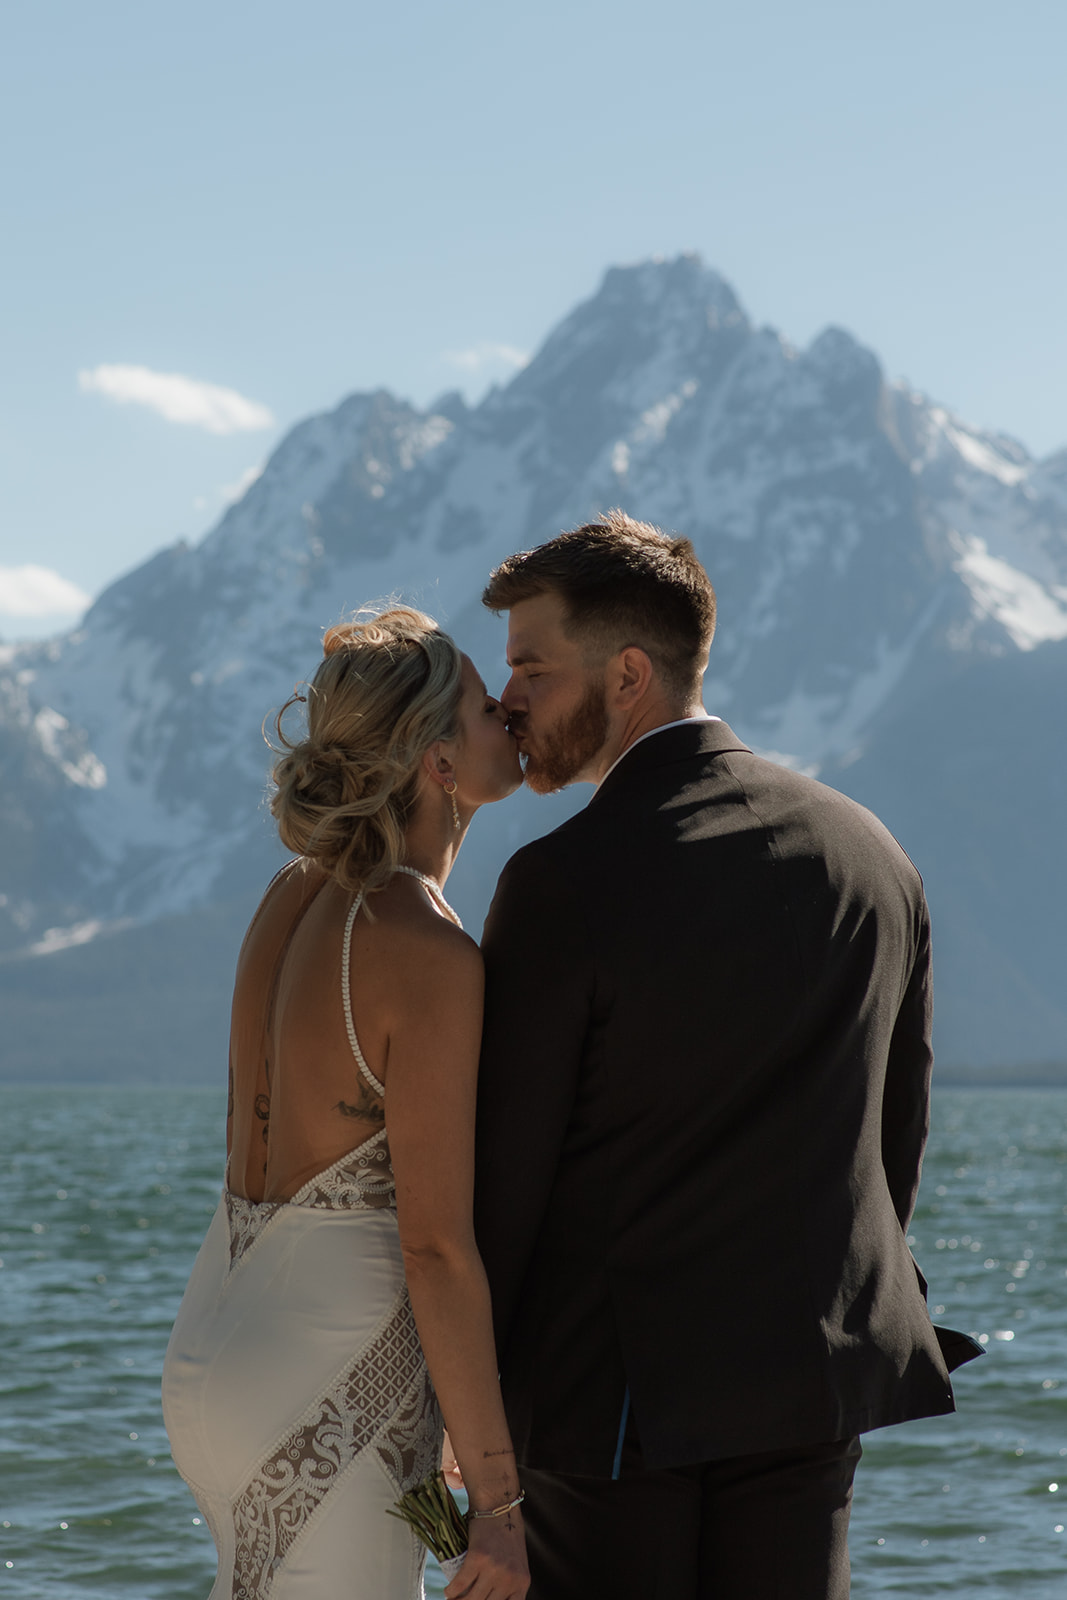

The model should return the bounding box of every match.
[292,1127,395,1211]
[231,1286,441,1598]
[224,1131,396,1270]
[225,1193,283,1270]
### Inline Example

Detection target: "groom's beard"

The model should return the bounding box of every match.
[519,680,610,794]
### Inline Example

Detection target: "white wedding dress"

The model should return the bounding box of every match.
[162,880,444,1599]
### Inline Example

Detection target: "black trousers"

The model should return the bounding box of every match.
[520,1436,862,1600]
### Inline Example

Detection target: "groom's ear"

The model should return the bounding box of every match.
[611,646,655,708]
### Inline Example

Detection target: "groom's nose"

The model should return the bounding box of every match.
[500,675,521,712]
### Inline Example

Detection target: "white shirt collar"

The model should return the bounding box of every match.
[596,715,721,790]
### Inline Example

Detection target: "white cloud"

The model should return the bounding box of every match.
[29,919,113,957]
[442,342,529,374]
[78,364,276,435]
[220,463,265,504]
[0,565,91,618]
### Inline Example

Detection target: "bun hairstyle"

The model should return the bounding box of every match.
[270,607,463,895]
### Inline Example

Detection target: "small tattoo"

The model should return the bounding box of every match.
[255,1070,271,1145]
[334,1093,385,1125]
[482,1448,515,1459]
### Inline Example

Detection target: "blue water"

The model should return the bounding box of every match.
[0,1086,1065,1598]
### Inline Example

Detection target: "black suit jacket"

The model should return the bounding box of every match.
[474,721,962,1474]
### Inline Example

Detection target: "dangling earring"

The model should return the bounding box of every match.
[444,778,461,831]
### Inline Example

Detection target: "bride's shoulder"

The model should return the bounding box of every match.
[369,879,481,966]
[370,900,483,1024]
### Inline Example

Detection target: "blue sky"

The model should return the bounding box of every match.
[2,0,1065,637]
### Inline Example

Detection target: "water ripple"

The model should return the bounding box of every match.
[1,1085,1065,1598]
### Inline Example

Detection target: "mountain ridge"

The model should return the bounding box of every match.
[1,254,1064,1078]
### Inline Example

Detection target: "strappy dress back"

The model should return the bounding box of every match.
[163,868,453,1600]
[223,882,397,1269]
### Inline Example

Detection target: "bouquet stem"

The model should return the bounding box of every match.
[389,1471,468,1568]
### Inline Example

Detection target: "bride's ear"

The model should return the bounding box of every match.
[421,742,455,785]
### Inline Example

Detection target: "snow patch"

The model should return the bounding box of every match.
[952,533,1067,650]
[397,414,453,470]
[749,617,929,769]
[33,707,107,788]
[634,381,699,445]
[943,423,1027,486]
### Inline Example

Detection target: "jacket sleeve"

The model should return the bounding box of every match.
[880,900,934,1231]
[474,839,594,1360]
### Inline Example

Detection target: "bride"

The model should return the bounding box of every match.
[163,607,529,1600]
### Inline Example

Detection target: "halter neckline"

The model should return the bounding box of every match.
[394,865,463,928]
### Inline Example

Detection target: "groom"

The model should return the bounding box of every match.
[473,512,976,1600]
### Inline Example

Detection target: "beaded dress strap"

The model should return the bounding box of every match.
[341,891,386,1098]
[340,869,461,1100]
[394,865,462,928]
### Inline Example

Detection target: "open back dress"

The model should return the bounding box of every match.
[162,865,444,1599]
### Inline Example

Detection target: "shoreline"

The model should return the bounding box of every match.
[2,1070,1067,1090]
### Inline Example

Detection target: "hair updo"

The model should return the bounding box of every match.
[270,607,464,894]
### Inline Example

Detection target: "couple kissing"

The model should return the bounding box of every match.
[164,510,977,1600]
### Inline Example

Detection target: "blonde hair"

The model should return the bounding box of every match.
[270,607,463,894]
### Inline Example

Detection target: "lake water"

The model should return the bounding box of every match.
[1,1085,1065,1598]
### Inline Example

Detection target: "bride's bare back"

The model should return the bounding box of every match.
[227,858,423,1203]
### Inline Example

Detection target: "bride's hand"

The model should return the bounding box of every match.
[444,1511,529,1600]
[441,1430,464,1491]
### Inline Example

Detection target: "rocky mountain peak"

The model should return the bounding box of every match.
[0,259,1065,1076]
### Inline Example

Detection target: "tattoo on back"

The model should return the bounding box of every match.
[246,1057,272,1175]
[255,1057,271,1146]
[334,1083,385,1124]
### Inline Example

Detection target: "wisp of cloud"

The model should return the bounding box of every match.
[0,564,91,619]
[78,365,276,435]
[443,342,529,373]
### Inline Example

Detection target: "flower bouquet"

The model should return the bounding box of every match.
[389,1471,468,1586]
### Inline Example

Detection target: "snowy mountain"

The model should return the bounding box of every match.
[2,254,1065,1080]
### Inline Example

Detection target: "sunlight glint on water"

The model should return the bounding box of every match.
[0,1086,1065,1598]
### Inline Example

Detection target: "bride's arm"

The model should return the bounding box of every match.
[385,920,528,1600]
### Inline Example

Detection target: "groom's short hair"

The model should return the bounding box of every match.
[482,510,716,699]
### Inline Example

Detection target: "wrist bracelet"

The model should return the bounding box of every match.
[467,1489,525,1520]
